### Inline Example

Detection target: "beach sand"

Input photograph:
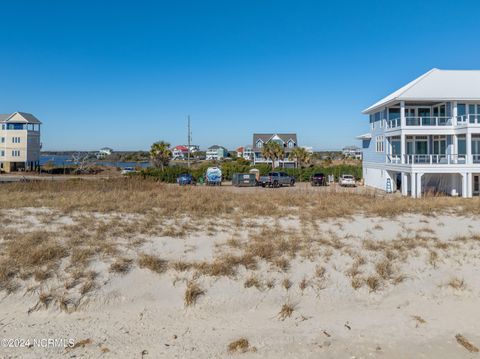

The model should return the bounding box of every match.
[1,209,480,358]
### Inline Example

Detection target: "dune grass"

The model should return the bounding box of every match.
[0,178,479,218]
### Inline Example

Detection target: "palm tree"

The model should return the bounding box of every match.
[150,141,172,170]
[262,141,284,170]
[291,147,312,168]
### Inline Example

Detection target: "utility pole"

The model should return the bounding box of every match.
[187,115,191,168]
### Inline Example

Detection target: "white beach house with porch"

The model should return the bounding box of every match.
[360,69,480,198]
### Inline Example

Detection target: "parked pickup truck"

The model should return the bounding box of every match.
[258,172,295,188]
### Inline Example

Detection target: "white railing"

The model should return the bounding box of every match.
[403,154,466,164]
[386,118,401,128]
[456,114,480,125]
[405,117,451,126]
[386,155,402,164]
[386,116,452,128]
[387,154,470,165]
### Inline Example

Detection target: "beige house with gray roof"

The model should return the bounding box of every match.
[0,112,42,172]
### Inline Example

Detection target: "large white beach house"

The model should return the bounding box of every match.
[360,69,480,198]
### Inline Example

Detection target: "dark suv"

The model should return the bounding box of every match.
[310,173,326,186]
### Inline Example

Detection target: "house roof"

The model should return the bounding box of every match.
[236,146,244,152]
[356,133,372,140]
[173,145,189,151]
[253,133,298,145]
[0,112,42,124]
[208,145,227,150]
[363,68,480,114]
[343,145,361,151]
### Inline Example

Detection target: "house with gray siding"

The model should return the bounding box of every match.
[252,133,298,167]
[360,68,480,198]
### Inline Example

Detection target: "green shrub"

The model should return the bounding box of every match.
[139,163,362,183]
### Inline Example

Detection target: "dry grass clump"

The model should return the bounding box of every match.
[194,253,256,277]
[278,302,295,320]
[184,281,204,307]
[366,275,381,292]
[412,315,426,326]
[80,279,95,295]
[227,338,256,354]
[282,278,292,291]
[0,231,67,288]
[351,276,364,290]
[299,277,309,292]
[109,257,133,274]
[170,260,195,272]
[244,275,263,290]
[428,250,439,267]
[138,254,168,274]
[447,277,466,290]
[375,259,394,280]
[456,334,479,353]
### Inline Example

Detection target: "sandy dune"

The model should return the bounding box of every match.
[1,210,480,358]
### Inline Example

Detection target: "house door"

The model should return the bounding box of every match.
[472,136,480,163]
[433,136,446,155]
[473,175,480,196]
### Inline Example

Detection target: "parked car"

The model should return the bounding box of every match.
[206,167,222,186]
[339,174,356,187]
[310,173,327,186]
[177,173,196,185]
[121,167,136,175]
[258,172,295,188]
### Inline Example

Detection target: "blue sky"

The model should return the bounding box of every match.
[1,0,480,151]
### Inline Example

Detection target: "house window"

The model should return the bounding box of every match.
[388,108,400,120]
[375,136,384,152]
[0,137,4,143]
[0,150,4,157]
[7,123,24,130]
[12,137,20,143]
[287,141,294,148]
[11,150,20,157]
[415,136,428,155]
[390,136,401,155]
[256,140,263,148]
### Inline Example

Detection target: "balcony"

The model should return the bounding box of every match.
[456,114,480,125]
[386,154,480,165]
[386,117,451,128]
[386,115,480,129]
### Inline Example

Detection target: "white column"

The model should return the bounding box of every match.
[411,172,416,198]
[462,173,468,198]
[467,132,472,164]
[416,172,423,198]
[468,172,473,198]
[401,172,408,196]
[400,101,406,127]
[453,101,458,126]
[401,134,406,164]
